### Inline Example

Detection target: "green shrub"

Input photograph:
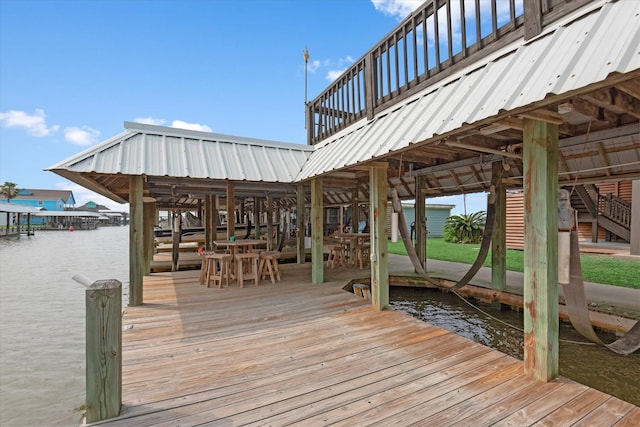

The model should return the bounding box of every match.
[443,211,486,244]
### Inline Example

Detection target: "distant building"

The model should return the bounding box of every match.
[1,188,76,211]
[389,203,455,239]
[0,189,76,226]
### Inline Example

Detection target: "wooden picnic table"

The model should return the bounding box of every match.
[213,239,266,285]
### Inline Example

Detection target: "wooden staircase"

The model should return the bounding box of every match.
[566,184,631,242]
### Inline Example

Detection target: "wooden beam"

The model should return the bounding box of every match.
[523,117,559,382]
[311,178,324,284]
[616,79,640,100]
[520,109,564,125]
[129,176,144,306]
[370,166,389,310]
[351,161,389,170]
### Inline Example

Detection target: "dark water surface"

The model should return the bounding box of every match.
[0,227,129,427]
[390,287,640,406]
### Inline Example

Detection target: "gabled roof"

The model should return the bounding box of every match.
[48,122,313,182]
[12,189,74,204]
[46,122,314,207]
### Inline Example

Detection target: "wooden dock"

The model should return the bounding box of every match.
[88,264,639,426]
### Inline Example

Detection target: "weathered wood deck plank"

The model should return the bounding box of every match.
[86,264,638,426]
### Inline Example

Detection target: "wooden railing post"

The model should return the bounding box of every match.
[86,279,122,423]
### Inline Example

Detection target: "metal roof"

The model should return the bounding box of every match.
[34,211,101,218]
[47,122,314,207]
[48,122,312,182]
[296,0,640,182]
[0,203,40,214]
[46,0,639,208]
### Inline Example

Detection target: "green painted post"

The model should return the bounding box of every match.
[311,178,324,284]
[415,175,426,270]
[523,117,559,382]
[85,279,122,423]
[143,201,155,276]
[129,176,144,306]
[370,166,389,310]
[491,161,507,291]
[297,183,306,264]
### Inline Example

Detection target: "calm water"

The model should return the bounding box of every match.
[0,227,129,427]
[390,287,640,406]
[1,230,637,426]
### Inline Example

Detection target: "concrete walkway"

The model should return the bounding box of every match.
[387,254,640,321]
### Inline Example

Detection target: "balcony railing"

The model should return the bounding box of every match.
[599,194,632,229]
[306,0,591,145]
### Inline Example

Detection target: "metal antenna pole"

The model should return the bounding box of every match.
[304,47,309,129]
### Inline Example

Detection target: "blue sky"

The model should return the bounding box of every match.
[1,0,487,214]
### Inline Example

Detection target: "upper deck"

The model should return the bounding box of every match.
[306,0,593,145]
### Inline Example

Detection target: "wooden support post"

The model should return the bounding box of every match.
[311,178,324,284]
[491,161,507,291]
[631,179,640,256]
[254,197,262,241]
[85,279,122,423]
[226,182,235,240]
[415,175,426,270]
[523,117,559,382]
[297,183,306,264]
[129,176,144,306]
[204,195,213,250]
[266,195,273,251]
[142,200,155,276]
[351,190,359,232]
[171,211,181,272]
[370,166,389,310]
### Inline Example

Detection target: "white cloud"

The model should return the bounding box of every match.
[371,0,423,19]
[0,108,60,136]
[56,182,128,212]
[326,69,346,82]
[307,59,320,73]
[170,120,212,132]
[133,117,168,126]
[325,56,356,82]
[132,117,212,132]
[64,126,100,146]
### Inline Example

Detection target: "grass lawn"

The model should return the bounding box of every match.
[387,238,639,289]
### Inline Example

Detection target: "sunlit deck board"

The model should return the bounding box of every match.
[88,264,638,426]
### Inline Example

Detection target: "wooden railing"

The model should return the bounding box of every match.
[599,193,632,229]
[307,0,591,145]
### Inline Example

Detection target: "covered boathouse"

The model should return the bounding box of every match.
[47,0,639,424]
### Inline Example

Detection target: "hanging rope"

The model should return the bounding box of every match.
[391,186,496,290]
[561,231,640,355]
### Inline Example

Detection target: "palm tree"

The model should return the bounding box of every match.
[0,181,19,203]
[443,211,486,244]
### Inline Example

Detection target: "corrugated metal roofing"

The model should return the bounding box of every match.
[46,0,638,207]
[47,122,313,184]
[0,203,40,214]
[296,0,640,181]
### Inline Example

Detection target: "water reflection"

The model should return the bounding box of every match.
[390,287,640,406]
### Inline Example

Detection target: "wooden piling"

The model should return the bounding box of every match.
[86,279,122,423]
